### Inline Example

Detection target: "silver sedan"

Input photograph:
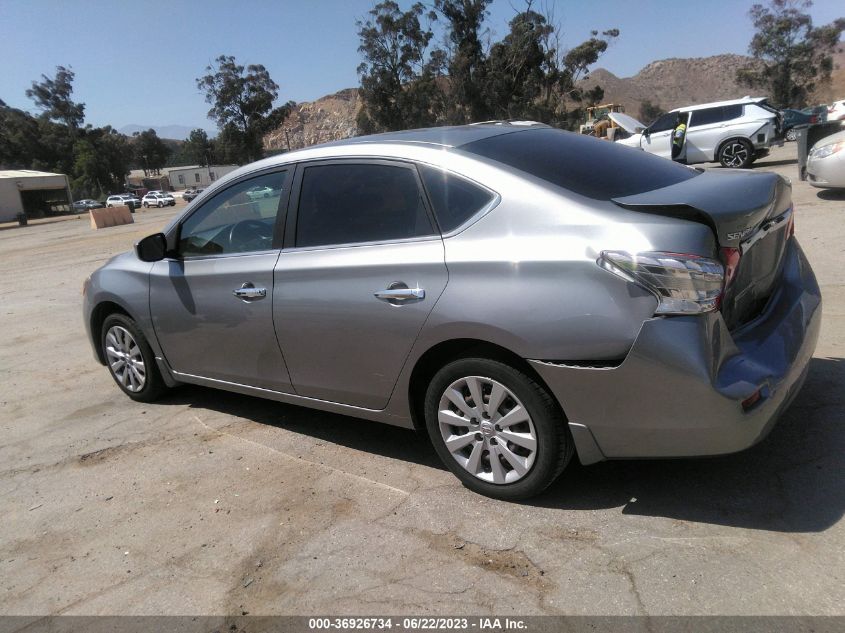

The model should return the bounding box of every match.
[807,129,845,188]
[83,123,821,500]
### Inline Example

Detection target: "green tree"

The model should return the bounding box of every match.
[196,55,294,163]
[182,128,214,166]
[356,1,444,132]
[638,99,665,124]
[25,65,85,130]
[737,0,844,108]
[435,0,493,123]
[133,129,171,176]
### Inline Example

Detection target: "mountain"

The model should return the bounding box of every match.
[264,88,360,151]
[117,124,213,140]
[264,52,845,151]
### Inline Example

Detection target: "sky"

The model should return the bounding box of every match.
[0,0,842,133]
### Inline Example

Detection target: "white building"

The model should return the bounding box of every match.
[0,170,73,223]
[166,164,238,189]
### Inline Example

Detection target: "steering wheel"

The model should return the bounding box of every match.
[229,219,273,251]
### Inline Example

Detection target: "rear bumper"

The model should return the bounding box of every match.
[530,238,821,463]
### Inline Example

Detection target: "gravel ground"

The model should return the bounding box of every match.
[0,144,843,616]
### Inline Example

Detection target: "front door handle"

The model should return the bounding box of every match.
[233,282,266,300]
[374,283,425,303]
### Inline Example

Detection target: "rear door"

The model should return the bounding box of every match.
[687,105,745,162]
[273,159,448,409]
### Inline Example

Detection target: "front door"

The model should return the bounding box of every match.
[273,160,448,409]
[640,112,677,159]
[150,169,293,392]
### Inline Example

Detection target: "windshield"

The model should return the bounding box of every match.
[460,128,699,201]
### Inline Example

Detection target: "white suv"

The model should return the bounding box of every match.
[142,193,175,208]
[106,195,140,208]
[611,97,781,168]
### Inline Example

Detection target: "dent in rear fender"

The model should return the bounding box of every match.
[529,238,821,458]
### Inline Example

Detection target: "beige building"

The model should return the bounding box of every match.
[127,165,238,191]
[0,170,73,222]
[166,164,238,189]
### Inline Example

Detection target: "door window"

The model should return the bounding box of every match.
[649,113,678,133]
[295,163,435,248]
[178,170,287,257]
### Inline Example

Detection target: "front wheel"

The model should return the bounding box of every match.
[157,201,163,208]
[424,357,573,500]
[101,313,167,402]
[143,202,149,208]
[718,139,754,168]
[785,128,797,142]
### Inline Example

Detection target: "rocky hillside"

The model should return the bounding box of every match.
[264,88,360,151]
[264,52,845,151]
[581,54,758,118]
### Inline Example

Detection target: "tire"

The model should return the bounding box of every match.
[718,138,754,168]
[157,201,164,208]
[785,128,797,142]
[143,202,149,208]
[101,313,166,402]
[424,357,573,500]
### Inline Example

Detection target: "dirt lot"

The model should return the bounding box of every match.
[1,145,843,616]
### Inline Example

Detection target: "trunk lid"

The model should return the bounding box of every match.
[612,170,793,329]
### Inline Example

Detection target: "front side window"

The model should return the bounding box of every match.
[178,170,287,257]
[649,113,678,133]
[418,165,495,233]
[295,163,435,248]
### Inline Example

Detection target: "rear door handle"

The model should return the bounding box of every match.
[233,283,266,300]
[374,287,425,302]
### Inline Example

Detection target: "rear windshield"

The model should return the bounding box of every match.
[460,128,699,201]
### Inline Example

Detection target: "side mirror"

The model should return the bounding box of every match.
[135,233,168,262]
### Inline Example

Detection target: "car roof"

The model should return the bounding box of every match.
[319,122,549,150]
[670,97,769,113]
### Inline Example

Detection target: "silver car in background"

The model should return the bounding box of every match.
[83,124,821,500]
[807,129,845,189]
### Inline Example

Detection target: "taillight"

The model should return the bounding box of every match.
[598,251,724,315]
[810,115,818,124]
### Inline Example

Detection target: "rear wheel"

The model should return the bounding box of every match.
[785,128,797,142]
[101,313,166,402]
[424,358,573,500]
[718,138,753,168]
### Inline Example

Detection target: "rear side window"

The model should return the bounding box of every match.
[461,128,699,201]
[691,105,745,127]
[295,163,435,248]
[418,165,495,232]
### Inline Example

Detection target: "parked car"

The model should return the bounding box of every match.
[612,97,781,168]
[142,193,176,208]
[781,108,818,141]
[806,129,845,189]
[827,99,845,122]
[83,124,820,500]
[72,199,104,212]
[106,195,140,209]
[182,188,204,202]
[802,105,828,123]
[246,185,276,200]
